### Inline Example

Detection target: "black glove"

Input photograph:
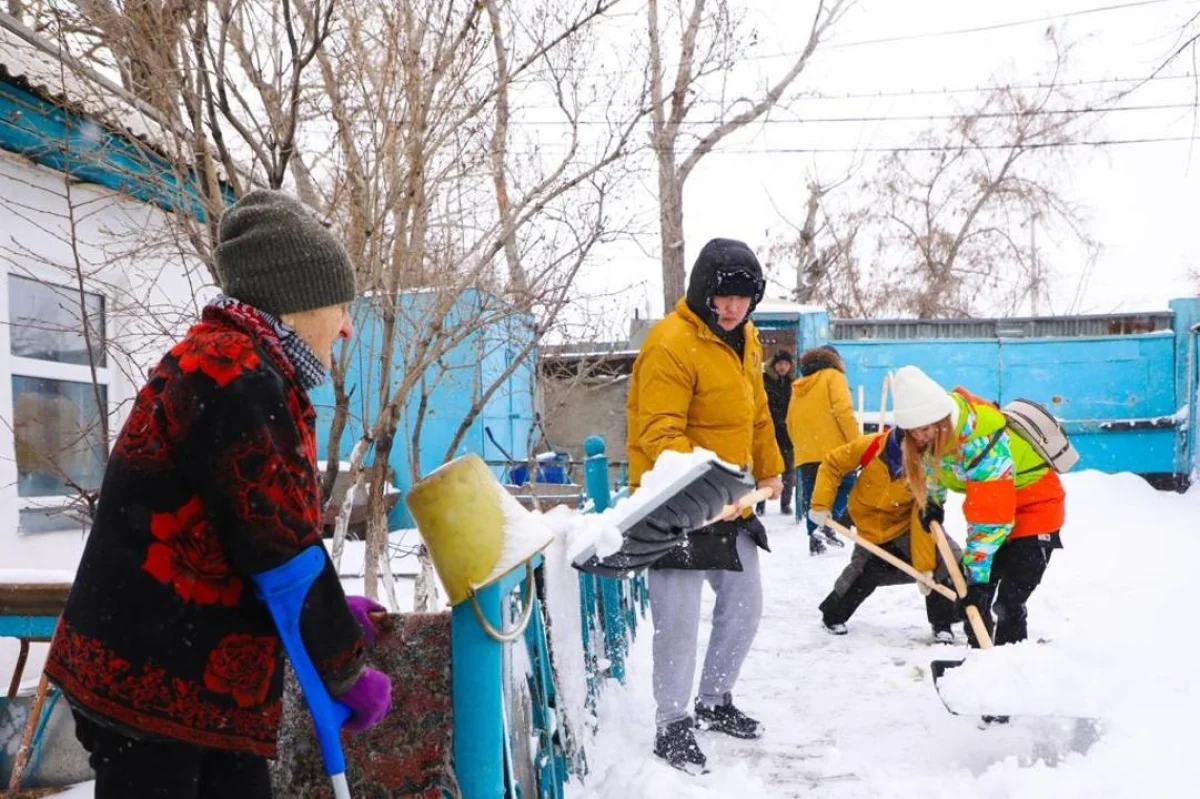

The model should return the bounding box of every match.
[918,500,945,532]
[963,582,992,611]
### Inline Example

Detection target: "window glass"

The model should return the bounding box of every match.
[8,275,106,367]
[12,376,108,497]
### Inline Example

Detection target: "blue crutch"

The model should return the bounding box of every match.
[252,546,354,799]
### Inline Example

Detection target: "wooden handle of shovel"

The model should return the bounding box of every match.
[715,487,775,522]
[930,520,993,649]
[823,518,957,602]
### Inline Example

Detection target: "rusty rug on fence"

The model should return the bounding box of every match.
[271,611,453,798]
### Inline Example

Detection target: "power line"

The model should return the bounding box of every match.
[656,134,1200,155]
[791,71,1198,102]
[746,0,1172,61]
[512,101,1197,126]
[504,71,1198,118]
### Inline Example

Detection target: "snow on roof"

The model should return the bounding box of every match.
[753,296,827,316]
[0,11,231,181]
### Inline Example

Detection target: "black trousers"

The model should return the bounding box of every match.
[964,535,1057,648]
[818,534,958,631]
[778,439,796,509]
[73,712,272,799]
[757,436,795,512]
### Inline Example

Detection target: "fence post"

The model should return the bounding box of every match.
[582,436,627,682]
[451,583,505,799]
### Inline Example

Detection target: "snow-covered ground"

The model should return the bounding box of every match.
[10,470,1197,797]
[570,470,1198,799]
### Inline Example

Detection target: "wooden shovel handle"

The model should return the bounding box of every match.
[823,518,957,601]
[715,487,775,522]
[930,520,993,649]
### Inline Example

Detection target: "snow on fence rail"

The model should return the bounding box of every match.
[452,434,647,797]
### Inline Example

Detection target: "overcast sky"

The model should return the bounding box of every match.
[568,0,1200,337]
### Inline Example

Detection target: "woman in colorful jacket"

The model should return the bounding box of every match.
[807,427,960,640]
[890,366,1066,647]
[786,345,859,554]
[45,191,391,798]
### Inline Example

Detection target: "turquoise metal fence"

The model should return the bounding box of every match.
[449,434,647,797]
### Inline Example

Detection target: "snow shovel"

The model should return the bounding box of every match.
[820,518,957,602]
[253,546,354,799]
[573,460,766,577]
[927,519,1010,721]
[927,523,1101,723]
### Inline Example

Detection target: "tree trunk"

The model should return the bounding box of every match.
[795,183,824,302]
[657,160,686,313]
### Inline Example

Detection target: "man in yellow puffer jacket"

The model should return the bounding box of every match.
[808,427,961,640]
[786,345,860,554]
[627,237,784,773]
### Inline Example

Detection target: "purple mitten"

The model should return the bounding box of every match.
[346,595,387,645]
[338,668,392,733]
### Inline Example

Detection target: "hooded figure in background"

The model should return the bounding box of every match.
[626,237,784,773]
[758,349,796,515]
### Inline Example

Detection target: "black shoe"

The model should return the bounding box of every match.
[654,717,707,773]
[823,620,848,635]
[780,503,793,515]
[694,693,764,740]
[932,628,955,645]
[809,534,826,555]
[755,501,766,515]
[822,528,845,547]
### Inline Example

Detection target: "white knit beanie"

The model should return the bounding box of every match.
[891,366,959,430]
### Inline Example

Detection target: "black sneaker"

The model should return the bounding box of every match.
[822,528,845,548]
[823,620,848,636]
[809,534,826,555]
[694,693,764,740]
[932,628,955,645]
[755,501,766,515]
[654,717,707,773]
[780,502,793,516]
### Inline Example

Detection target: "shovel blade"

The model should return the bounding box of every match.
[573,460,756,577]
[930,648,1099,722]
[930,657,967,715]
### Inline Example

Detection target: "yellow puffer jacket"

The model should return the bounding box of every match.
[811,430,937,571]
[627,299,784,489]
[786,356,860,465]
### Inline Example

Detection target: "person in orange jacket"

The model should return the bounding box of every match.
[891,366,1066,648]
[808,427,961,640]
[786,345,859,554]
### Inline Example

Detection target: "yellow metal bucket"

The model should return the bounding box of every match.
[406,454,554,607]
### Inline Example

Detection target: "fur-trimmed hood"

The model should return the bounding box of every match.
[799,346,844,376]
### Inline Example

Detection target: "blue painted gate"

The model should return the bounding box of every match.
[752,297,1200,486]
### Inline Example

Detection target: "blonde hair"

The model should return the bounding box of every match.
[901,417,959,509]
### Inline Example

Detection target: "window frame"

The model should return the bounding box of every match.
[6,272,113,519]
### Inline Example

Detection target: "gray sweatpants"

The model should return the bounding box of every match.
[648,533,763,728]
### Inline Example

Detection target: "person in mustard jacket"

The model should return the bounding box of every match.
[786,345,859,554]
[807,427,961,640]
[891,366,1066,648]
[627,237,784,773]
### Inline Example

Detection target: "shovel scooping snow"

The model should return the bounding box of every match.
[572,452,763,577]
[928,520,1099,723]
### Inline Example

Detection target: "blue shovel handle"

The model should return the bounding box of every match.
[252,546,354,795]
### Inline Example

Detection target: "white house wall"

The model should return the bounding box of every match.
[0,148,212,570]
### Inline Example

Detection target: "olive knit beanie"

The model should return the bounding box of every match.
[213,190,356,317]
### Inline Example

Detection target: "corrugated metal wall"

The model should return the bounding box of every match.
[832,313,1173,341]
